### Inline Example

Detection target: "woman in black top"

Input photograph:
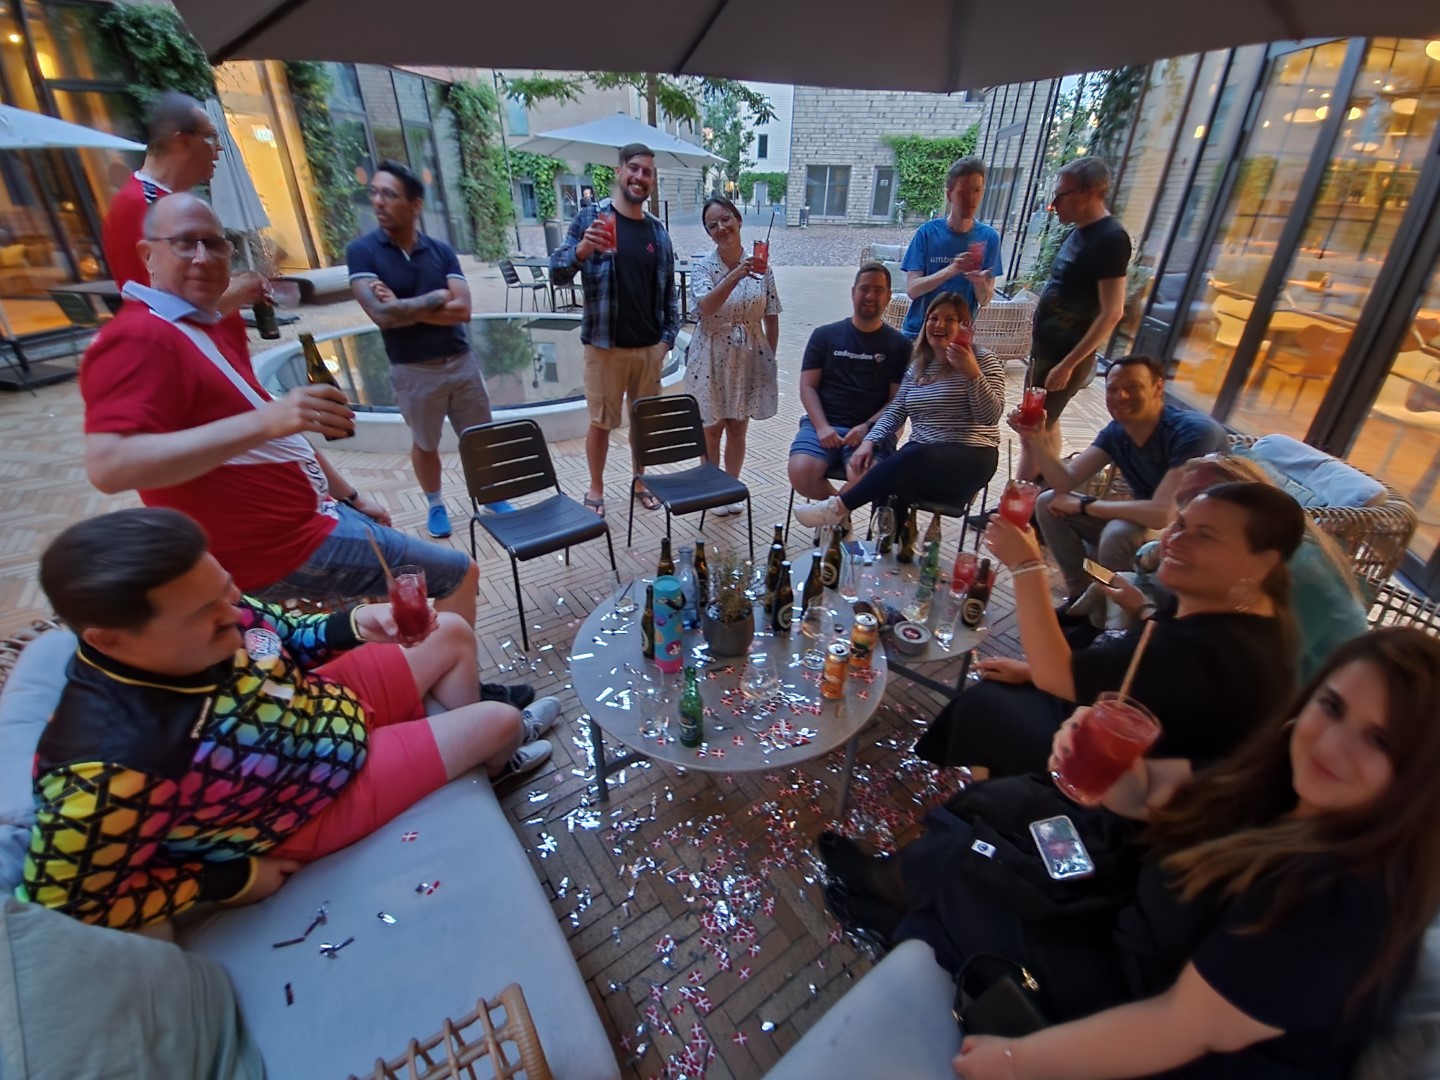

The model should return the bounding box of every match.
[915,482,1305,777]
[950,628,1440,1078]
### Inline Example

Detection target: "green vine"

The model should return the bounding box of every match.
[510,151,566,221]
[442,80,511,261]
[739,171,787,203]
[97,4,214,121]
[881,128,979,221]
[1091,65,1147,166]
[588,164,615,198]
[282,62,360,264]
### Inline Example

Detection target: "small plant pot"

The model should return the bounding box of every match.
[702,605,755,657]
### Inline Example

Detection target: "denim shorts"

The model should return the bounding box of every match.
[251,505,472,604]
[788,417,894,471]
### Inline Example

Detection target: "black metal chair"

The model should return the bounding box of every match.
[49,289,109,364]
[524,264,556,311]
[918,482,993,553]
[498,259,547,312]
[784,461,849,548]
[459,419,617,650]
[627,394,753,558]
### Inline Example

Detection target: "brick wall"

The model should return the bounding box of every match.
[786,87,983,226]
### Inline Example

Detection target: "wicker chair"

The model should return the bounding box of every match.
[1079,433,1418,580]
[1365,573,1440,636]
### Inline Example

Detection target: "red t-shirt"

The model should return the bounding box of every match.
[81,302,338,590]
[101,173,167,291]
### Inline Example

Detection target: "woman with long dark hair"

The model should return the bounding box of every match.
[794,293,1004,531]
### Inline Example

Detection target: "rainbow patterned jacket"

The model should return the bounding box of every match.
[16,598,368,929]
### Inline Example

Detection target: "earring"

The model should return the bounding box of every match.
[1228,578,1261,613]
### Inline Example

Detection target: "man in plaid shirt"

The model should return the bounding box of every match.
[550,143,679,517]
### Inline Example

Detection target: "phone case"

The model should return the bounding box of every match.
[1082,558,1117,585]
[1029,815,1096,880]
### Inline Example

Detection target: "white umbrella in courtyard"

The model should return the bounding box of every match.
[0,103,143,152]
[205,99,270,268]
[513,114,719,171]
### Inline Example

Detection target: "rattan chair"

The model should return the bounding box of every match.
[628,394,754,557]
[459,419,616,650]
[873,284,1034,362]
[1365,573,1440,635]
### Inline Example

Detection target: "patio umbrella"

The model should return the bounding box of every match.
[205,99,270,268]
[174,0,1440,94]
[512,113,720,171]
[0,103,143,151]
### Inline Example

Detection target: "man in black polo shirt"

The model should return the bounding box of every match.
[348,161,511,539]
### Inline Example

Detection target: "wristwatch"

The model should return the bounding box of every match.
[1078,495,1097,516]
[339,489,360,508]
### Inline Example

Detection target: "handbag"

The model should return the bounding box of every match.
[952,953,1049,1038]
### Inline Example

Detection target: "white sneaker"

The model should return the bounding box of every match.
[794,496,848,528]
[520,696,562,742]
[496,739,552,782]
[712,502,741,517]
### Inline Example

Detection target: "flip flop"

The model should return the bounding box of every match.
[638,490,662,511]
[583,494,605,518]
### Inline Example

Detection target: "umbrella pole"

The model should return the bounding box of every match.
[492,71,523,253]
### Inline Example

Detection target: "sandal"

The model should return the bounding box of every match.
[637,490,662,511]
[583,494,605,518]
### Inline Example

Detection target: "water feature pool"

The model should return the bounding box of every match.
[252,312,689,450]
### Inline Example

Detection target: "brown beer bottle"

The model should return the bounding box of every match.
[642,584,656,659]
[961,558,993,628]
[820,524,844,588]
[300,333,338,389]
[762,530,785,611]
[801,547,824,612]
[693,540,710,617]
[771,561,794,633]
[252,298,281,340]
[898,506,919,564]
[657,537,676,578]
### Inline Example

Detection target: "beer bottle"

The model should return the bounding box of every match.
[678,666,704,748]
[641,584,656,660]
[820,524,843,589]
[769,523,785,558]
[252,297,281,340]
[919,535,941,594]
[897,506,918,564]
[801,547,824,613]
[961,558,993,628]
[922,513,942,550]
[300,333,338,389]
[657,537,675,578]
[877,496,898,556]
[771,560,794,634]
[762,534,785,611]
[693,540,710,618]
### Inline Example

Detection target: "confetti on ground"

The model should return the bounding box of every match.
[284,983,293,1006]
[377,911,396,924]
[401,830,418,842]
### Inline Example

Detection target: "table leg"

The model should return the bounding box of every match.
[587,714,648,803]
[835,732,861,820]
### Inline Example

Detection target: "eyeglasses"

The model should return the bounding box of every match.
[145,235,235,260]
[1051,187,1085,203]
[704,213,736,232]
[189,131,222,150]
[367,186,407,203]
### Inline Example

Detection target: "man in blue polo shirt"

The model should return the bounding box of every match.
[347,160,511,539]
[1015,355,1227,601]
[899,156,1002,340]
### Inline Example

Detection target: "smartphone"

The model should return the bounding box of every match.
[1029,815,1096,880]
[1082,558,1117,586]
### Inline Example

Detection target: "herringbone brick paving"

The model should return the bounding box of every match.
[0,262,1110,1078]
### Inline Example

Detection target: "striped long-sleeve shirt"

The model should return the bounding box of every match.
[867,346,1007,449]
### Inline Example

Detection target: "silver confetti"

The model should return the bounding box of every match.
[761,1020,776,1032]
[377,911,396,924]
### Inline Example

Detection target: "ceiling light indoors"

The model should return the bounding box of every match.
[1393,97,1419,115]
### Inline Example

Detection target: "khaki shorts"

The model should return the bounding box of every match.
[390,349,493,452]
[584,343,665,430]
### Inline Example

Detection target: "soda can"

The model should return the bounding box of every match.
[653,575,685,674]
[821,642,851,700]
[849,612,879,669]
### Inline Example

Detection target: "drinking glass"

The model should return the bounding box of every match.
[838,546,863,604]
[999,479,1041,528]
[933,590,961,647]
[1051,693,1161,806]
[612,579,639,617]
[951,552,980,595]
[388,565,430,647]
[799,598,835,669]
[740,652,781,703]
[871,506,896,560]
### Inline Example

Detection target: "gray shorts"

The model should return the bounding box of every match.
[390,349,493,452]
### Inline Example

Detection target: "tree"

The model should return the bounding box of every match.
[703,85,757,197]
[504,72,774,212]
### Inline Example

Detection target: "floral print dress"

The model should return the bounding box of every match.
[685,250,782,423]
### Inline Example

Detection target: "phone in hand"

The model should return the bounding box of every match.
[1082,558,1118,586]
[1029,815,1096,880]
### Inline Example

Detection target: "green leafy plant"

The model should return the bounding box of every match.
[707,551,754,622]
[739,171,787,204]
[442,80,512,261]
[97,4,214,119]
[881,129,979,221]
[282,62,360,264]
[588,164,615,198]
[702,84,759,192]
[510,151,566,221]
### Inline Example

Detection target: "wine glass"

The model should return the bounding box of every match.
[872,506,896,560]
[933,589,961,648]
[799,597,835,669]
[740,652,781,733]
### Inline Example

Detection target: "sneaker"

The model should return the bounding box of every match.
[426,503,452,538]
[481,500,517,514]
[495,739,552,782]
[481,682,535,710]
[520,695,562,742]
[794,495,848,528]
[713,502,743,517]
[965,508,994,531]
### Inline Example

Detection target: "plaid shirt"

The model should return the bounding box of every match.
[549,198,679,349]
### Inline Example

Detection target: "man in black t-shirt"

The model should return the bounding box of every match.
[1020,157,1132,482]
[787,263,913,500]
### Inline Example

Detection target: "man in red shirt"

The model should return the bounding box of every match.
[101,90,264,315]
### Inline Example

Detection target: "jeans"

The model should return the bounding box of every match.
[1034,488,1155,598]
[840,441,998,521]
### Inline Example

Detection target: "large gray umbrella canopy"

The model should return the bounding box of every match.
[0,103,143,151]
[513,114,719,171]
[205,98,270,237]
[175,0,1440,93]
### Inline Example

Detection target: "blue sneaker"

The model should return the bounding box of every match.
[426,503,452,538]
[481,500,517,515]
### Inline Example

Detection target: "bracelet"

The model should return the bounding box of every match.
[339,489,360,508]
[1010,559,1048,580]
[349,604,368,642]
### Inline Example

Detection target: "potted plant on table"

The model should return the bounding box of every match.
[702,550,756,658]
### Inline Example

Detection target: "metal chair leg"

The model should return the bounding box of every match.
[627,477,638,547]
[603,526,619,582]
[784,486,795,547]
[745,497,754,559]
[511,555,529,652]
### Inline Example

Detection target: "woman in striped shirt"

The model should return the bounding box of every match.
[794,293,1005,530]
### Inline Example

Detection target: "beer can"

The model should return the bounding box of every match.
[849,612,879,669]
[821,642,850,700]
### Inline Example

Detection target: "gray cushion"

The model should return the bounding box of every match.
[1354,923,1440,1079]
[177,771,619,1080]
[766,939,958,1079]
[0,628,76,893]
[0,898,263,1080]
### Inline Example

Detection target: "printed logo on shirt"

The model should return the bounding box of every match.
[647,242,655,253]
[244,627,283,660]
[874,353,886,363]
[832,350,881,361]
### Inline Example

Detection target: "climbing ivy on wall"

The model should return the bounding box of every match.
[442,80,512,261]
[282,61,360,264]
[881,128,979,221]
[510,151,565,221]
[97,3,214,120]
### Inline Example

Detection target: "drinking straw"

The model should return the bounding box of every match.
[614,579,635,607]
[1117,620,1156,698]
[765,206,778,245]
[363,525,395,584]
[1007,438,1014,479]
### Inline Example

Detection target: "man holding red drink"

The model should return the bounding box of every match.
[899,156,1002,341]
[550,143,679,517]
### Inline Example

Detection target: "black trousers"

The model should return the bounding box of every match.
[913,681,1072,777]
[840,441,998,521]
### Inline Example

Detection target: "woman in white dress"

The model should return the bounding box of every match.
[686,196,782,514]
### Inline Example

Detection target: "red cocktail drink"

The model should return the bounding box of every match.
[752,240,769,274]
[388,565,431,647]
[1052,693,1160,806]
[1017,386,1048,429]
[967,241,986,270]
[998,479,1040,527]
[951,551,979,594]
[596,210,617,253]
[953,323,974,349]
